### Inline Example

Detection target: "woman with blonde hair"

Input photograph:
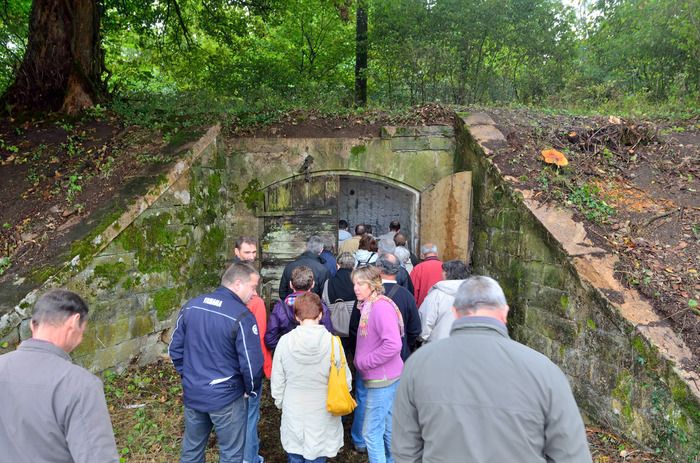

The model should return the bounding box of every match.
[271,292,352,463]
[351,266,404,463]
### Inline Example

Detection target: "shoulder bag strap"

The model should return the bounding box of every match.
[387,283,400,299]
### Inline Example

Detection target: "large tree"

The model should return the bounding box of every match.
[1,0,105,114]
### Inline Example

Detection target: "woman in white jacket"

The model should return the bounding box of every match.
[271,292,352,463]
[418,260,470,343]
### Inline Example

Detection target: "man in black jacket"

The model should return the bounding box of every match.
[278,235,330,300]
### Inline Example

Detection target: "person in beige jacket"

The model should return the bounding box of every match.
[271,292,352,462]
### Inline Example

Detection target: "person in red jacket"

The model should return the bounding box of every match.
[233,237,272,463]
[410,243,444,308]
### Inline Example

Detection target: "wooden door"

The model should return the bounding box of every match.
[258,175,338,304]
[419,171,472,262]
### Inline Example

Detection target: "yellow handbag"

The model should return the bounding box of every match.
[326,335,357,416]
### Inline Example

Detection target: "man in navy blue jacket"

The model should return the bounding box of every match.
[170,263,264,463]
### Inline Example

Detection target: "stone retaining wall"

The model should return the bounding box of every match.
[455,113,700,462]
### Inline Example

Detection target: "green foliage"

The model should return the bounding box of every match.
[0,0,30,93]
[0,138,19,154]
[1,0,699,115]
[65,174,83,204]
[568,183,616,223]
[0,256,11,276]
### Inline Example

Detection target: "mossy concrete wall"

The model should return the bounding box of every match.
[0,126,234,372]
[455,113,700,462]
[0,125,455,372]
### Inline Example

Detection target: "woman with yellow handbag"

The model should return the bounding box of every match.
[271,292,353,463]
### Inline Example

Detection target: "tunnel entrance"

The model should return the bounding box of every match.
[257,171,471,305]
[339,175,419,248]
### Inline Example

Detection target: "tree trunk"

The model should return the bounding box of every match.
[1,0,105,114]
[354,1,368,107]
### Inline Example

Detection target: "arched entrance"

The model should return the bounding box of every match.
[256,170,471,305]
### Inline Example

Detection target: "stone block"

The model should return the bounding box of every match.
[520,229,556,263]
[535,286,570,317]
[489,229,521,256]
[463,113,496,126]
[0,328,19,353]
[19,318,31,340]
[392,127,419,137]
[428,137,455,151]
[131,313,156,338]
[525,305,579,346]
[0,310,21,339]
[542,263,569,289]
[417,126,454,137]
[390,137,431,152]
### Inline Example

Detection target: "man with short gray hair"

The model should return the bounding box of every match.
[409,242,443,307]
[170,263,264,463]
[392,276,592,463]
[0,289,119,463]
[278,235,330,300]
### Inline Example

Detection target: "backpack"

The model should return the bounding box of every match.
[322,280,356,337]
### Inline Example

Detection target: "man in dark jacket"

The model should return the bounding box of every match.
[378,237,414,295]
[377,253,421,359]
[170,263,264,463]
[278,235,330,300]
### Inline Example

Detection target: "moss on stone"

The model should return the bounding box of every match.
[631,335,660,370]
[29,264,60,284]
[131,313,155,337]
[586,318,597,330]
[93,261,129,287]
[70,208,125,263]
[350,144,367,156]
[612,370,635,422]
[116,212,187,276]
[241,178,264,210]
[153,287,181,321]
[207,171,222,198]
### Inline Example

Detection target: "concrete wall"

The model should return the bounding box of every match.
[0,127,235,371]
[0,125,455,372]
[455,113,700,462]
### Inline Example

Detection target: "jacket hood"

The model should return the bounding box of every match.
[430,279,466,296]
[284,325,331,365]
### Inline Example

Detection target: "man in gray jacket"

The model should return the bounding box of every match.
[0,289,119,463]
[392,276,592,463]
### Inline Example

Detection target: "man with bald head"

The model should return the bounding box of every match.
[410,242,443,307]
[392,276,591,463]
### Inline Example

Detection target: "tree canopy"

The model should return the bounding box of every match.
[1,0,699,114]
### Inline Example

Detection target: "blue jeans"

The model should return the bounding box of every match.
[244,392,262,463]
[287,454,326,463]
[350,375,368,449]
[362,381,399,463]
[181,395,248,463]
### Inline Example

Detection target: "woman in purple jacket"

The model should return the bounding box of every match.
[352,266,404,463]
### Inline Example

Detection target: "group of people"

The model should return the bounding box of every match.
[168,220,592,463]
[0,220,593,463]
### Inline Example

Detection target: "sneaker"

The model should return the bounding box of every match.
[353,444,367,454]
